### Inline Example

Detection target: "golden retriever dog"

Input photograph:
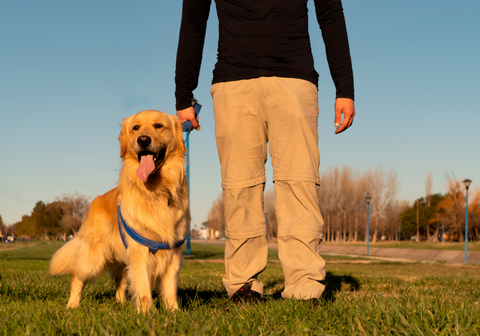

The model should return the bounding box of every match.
[50,110,190,312]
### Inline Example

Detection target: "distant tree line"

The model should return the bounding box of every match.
[317,165,402,243]
[0,215,6,239]
[205,166,480,243]
[4,192,90,241]
[401,172,480,242]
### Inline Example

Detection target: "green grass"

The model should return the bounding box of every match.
[1,242,480,335]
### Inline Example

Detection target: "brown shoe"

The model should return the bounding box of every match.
[231,282,261,304]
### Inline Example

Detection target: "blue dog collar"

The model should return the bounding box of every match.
[117,205,186,254]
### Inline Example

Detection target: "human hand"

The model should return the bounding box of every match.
[177,106,200,131]
[334,98,355,134]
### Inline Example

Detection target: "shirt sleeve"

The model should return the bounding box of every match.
[313,0,355,100]
[175,0,212,111]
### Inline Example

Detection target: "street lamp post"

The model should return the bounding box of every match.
[398,221,401,244]
[416,200,420,243]
[366,196,371,256]
[220,221,224,244]
[463,179,472,264]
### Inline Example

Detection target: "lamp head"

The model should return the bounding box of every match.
[463,179,472,189]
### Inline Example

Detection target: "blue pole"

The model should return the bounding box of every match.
[186,135,191,256]
[398,221,401,243]
[366,203,370,255]
[465,187,470,264]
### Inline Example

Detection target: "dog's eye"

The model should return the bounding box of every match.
[133,125,140,131]
[154,123,163,129]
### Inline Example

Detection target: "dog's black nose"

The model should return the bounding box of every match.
[137,136,151,149]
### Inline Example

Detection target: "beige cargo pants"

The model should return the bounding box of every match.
[211,77,326,300]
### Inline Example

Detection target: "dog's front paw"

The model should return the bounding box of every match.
[134,295,152,314]
[66,301,80,309]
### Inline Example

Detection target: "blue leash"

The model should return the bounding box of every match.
[117,205,186,254]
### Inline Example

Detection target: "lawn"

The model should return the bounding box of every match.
[1,241,479,335]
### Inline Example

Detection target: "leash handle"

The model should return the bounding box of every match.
[181,102,202,139]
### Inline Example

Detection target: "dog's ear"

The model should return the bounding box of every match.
[118,117,129,158]
[172,115,187,154]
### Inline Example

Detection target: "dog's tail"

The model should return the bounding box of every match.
[50,238,81,275]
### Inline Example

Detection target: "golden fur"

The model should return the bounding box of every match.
[50,110,190,312]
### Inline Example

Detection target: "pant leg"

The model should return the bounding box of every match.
[223,186,268,296]
[211,80,269,296]
[276,181,326,299]
[260,77,326,299]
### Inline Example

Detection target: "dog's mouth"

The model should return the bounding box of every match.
[136,148,166,182]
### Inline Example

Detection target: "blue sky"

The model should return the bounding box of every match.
[1,0,479,228]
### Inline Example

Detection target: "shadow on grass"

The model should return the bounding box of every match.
[176,288,226,309]
[322,271,360,302]
[175,271,361,306]
[268,271,360,303]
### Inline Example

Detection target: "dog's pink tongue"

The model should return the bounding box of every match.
[136,155,155,182]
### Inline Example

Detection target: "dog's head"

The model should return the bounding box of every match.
[118,110,186,182]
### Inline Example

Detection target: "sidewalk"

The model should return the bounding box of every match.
[267,242,480,265]
[197,239,480,264]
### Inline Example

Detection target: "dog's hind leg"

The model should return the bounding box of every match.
[65,235,107,308]
[159,250,181,311]
[66,275,84,308]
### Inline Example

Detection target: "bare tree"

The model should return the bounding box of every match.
[338,166,355,242]
[351,170,368,242]
[318,168,333,242]
[264,187,277,239]
[55,192,90,237]
[424,172,434,240]
[318,165,401,243]
[365,166,400,243]
[206,192,224,238]
[383,200,409,240]
[320,166,342,242]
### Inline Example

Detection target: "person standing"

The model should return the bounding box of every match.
[175,0,355,302]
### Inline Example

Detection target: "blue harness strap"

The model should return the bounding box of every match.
[117,205,186,254]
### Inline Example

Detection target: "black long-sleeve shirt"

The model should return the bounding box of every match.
[175,0,354,110]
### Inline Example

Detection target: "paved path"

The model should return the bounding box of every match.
[267,243,480,265]
[197,240,480,264]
